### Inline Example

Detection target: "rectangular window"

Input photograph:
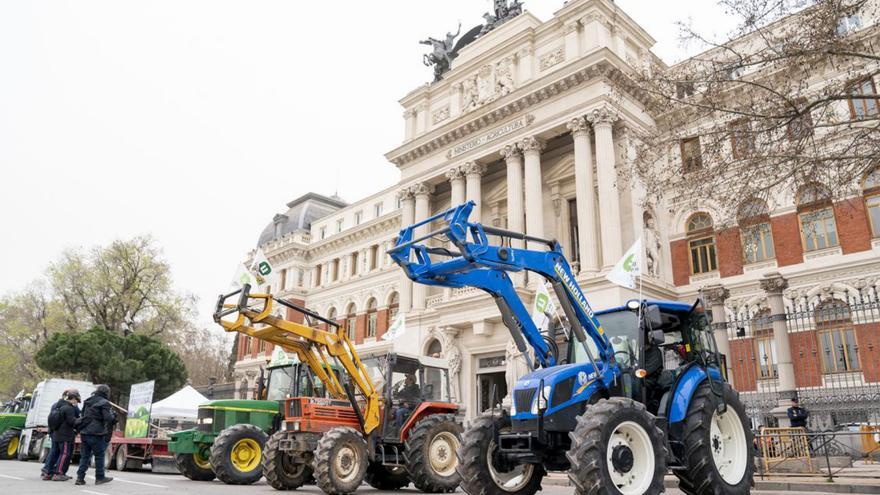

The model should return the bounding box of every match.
[676,81,695,99]
[370,245,378,270]
[367,313,377,338]
[354,211,363,225]
[688,237,717,274]
[319,227,326,240]
[680,137,703,173]
[314,265,322,287]
[374,202,383,217]
[837,13,862,36]
[755,336,777,379]
[849,78,879,119]
[799,207,839,251]
[568,199,580,263]
[346,317,357,341]
[867,195,880,237]
[336,219,344,233]
[819,328,860,373]
[731,121,755,159]
[742,222,775,264]
[331,259,339,282]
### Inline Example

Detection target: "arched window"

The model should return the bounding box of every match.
[425,338,443,358]
[814,300,859,374]
[738,198,775,264]
[326,307,337,331]
[365,298,378,338]
[686,213,717,274]
[796,183,838,252]
[345,303,357,341]
[863,168,880,237]
[388,292,400,322]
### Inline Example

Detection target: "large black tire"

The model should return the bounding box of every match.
[106,444,117,471]
[365,462,410,490]
[262,431,313,490]
[404,413,462,493]
[116,444,128,471]
[0,429,21,460]
[175,453,216,481]
[313,427,368,495]
[567,397,666,495]
[457,414,545,495]
[675,382,754,495]
[210,424,268,485]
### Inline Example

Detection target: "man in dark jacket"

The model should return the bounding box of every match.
[41,389,81,481]
[75,385,115,485]
[787,397,810,429]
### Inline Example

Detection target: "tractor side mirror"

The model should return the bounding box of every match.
[645,305,663,329]
[650,329,665,346]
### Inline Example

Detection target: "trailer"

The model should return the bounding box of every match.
[105,431,177,473]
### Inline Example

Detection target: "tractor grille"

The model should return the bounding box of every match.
[514,388,537,414]
[197,408,213,433]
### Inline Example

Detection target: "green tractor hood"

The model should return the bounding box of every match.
[198,399,279,412]
[0,413,26,433]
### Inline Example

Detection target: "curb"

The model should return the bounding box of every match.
[546,473,880,493]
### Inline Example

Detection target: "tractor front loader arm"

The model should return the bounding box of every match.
[213,286,382,433]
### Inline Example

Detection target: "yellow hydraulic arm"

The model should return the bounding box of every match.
[214,284,381,433]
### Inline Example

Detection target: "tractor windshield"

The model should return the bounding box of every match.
[571,310,636,367]
[266,365,296,401]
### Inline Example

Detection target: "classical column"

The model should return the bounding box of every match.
[568,117,600,273]
[412,183,433,311]
[398,187,416,313]
[446,166,466,206]
[588,104,622,267]
[521,136,546,251]
[464,162,487,222]
[760,273,796,424]
[704,285,733,386]
[503,144,525,286]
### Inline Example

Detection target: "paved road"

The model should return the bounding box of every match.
[0,461,815,495]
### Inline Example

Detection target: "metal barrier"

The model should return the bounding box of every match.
[755,429,880,481]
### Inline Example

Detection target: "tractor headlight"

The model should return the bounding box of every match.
[531,386,552,414]
[199,417,213,425]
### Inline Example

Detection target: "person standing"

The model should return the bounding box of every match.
[47,390,80,481]
[41,390,76,480]
[787,397,810,429]
[75,385,115,486]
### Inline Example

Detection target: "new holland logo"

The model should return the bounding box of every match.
[554,263,594,318]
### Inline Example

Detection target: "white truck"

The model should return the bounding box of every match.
[17,378,95,460]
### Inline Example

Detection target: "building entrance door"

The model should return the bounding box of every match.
[475,354,507,414]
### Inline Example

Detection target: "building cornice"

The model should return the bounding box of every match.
[308,213,401,260]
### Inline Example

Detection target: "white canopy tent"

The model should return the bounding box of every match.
[150,385,208,421]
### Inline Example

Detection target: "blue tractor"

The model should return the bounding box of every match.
[389,201,753,495]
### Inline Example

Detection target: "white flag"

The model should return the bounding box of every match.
[250,248,278,290]
[531,281,557,332]
[606,238,642,289]
[382,313,406,341]
[231,263,260,289]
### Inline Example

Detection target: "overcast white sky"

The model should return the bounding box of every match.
[0,1,739,326]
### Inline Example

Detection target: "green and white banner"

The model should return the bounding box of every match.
[382,313,406,341]
[124,380,155,438]
[606,238,642,290]
[531,281,556,332]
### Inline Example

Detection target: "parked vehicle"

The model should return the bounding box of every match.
[390,201,754,495]
[16,379,96,461]
[0,391,31,460]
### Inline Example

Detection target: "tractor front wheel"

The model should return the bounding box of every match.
[262,431,313,490]
[404,413,462,493]
[175,452,216,481]
[0,429,20,460]
[210,424,268,485]
[675,382,754,495]
[567,397,666,495]
[365,463,410,490]
[457,414,545,495]
[314,427,368,495]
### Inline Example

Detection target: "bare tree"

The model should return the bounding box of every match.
[632,0,879,223]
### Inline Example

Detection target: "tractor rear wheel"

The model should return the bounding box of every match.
[313,427,368,495]
[457,414,545,495]
[210,424,268,485]
[0,429,20,460]
[675,382,754,495]
[175,453,216,481]
[365,463,410,490]
[404,413,462,493]
[567,397,666,495]
[262,431,312,490]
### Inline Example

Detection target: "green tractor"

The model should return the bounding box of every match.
[170,348,332,485]
[0,392,31,460]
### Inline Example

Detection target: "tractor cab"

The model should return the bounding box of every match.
[582,299,723,415]
[361,352,454,442]
[2,392,31,414]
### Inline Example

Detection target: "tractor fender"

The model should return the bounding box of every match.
[666,364,723,424]
[399,402,458,441]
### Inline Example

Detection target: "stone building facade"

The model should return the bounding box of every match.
[233,0,880,426]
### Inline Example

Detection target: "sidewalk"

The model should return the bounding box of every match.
[542,461,880,494]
